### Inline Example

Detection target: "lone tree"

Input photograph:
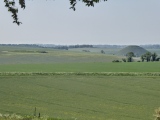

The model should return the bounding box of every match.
[141,52,152,62]
[141,55,145,62]
[151,52,158,61]
[101,50,105,54]
[126,52,135,62]
[145,52,152,62]
[4,0,107,25]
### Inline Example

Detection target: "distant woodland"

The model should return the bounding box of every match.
[0,44,160,49]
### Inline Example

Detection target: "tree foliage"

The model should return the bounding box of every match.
[141,55,145,62]
[101,50,105,54]
[4,0,25,25]
[141,52,159,62]
[126,52,135,57]
[151,52,158,61]
[126,52,135,62]
[4,0,107,25]
[122,58,126,62]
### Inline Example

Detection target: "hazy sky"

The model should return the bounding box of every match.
[1,0,160,45]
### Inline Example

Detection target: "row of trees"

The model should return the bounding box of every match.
[52,45,93,50]
[121,52,160,62]
[141,52,160,62]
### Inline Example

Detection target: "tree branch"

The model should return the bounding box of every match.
[4,0,107,25]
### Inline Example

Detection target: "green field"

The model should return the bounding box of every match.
[69,48,121,55]
[0,46,159,64]
[0,75,160,120]
[0,49,120,64]
[0,62,160,73]
[0,46,160,120]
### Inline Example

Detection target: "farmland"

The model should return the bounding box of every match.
[0,47,120,64]
[0,62,160,73]
[0,75,160,120]
[0,45,160,120]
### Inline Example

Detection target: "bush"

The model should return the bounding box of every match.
[82,50,90,52]
[122,58,126,62]
[112,60,121,62]
[156,58,160,61]
[37,51,48,53]
[101,50,105,54]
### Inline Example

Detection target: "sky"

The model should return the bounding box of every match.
[1,0,160,45]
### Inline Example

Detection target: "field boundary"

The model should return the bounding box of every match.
[0,72,160,76]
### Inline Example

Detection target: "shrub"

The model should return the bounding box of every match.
[82,50,90,52]
[101,50,105,54]
[112,60,121,62]
[37,51,48,53]
[122,58,126,62]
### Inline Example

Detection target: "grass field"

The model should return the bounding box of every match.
[68,48,121,55]
[0,62,160,73]
[0,46,160,120]
[0,75,160,120]
[69,48,160,56]
[0,46,160,64]
[0,49,121,64]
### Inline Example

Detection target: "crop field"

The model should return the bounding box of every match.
[0,62,160,73]
[0,46,160,64]
[68,48,121,55]
[0,46,160,120]
[0,46,160,73]
[0,75,160,120]
[0,48,121,64]
[68,48,160,56]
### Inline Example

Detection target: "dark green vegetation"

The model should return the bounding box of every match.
[125,52,135,62]
[117,45,148,57]
[141,52,160,62]
[0,75,160,120]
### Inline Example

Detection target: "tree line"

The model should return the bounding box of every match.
[122,52,160,62]
[44,44,93,50]
[113,52,160,63]
[141,52,160,62]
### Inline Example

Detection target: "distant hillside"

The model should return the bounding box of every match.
[117,45,148,57]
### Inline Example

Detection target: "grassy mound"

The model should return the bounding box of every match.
[117,45,148,57]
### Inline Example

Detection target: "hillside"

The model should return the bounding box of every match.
[117,45,148,57]
[0,46,121,64]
